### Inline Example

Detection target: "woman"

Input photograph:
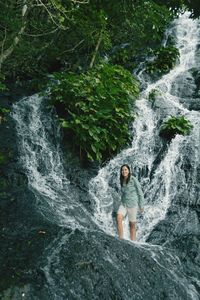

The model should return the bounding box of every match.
[117,164,144,241]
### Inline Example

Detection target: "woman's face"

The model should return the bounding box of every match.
[121,166,129,178]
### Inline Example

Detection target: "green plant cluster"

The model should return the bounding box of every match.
[111,46,135,71]
[148,89,161,102]
[0,0,174,80]
[160,115,193,140]
[0,107,10,123]
[0,74,7,92]
[146,46,180,75]
[49,63,139,161]
[1,1,200,80]
[0,151,8,165]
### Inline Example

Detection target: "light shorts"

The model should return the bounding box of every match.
[117,204,138,223]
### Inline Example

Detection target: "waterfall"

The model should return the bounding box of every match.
[11,13,200,244]
[11,12,199,243]
[89,12,200,242]
[12,95,93,230]
[9,12,200,300]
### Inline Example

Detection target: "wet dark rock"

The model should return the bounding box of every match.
[42,228,196,300]
[195,43,200,68]
[171,70,196,98]
[149,140,169,180]
[59,142,100,212]
[170,68,200,110]
[151,95,179,117]
[147,205,200,294]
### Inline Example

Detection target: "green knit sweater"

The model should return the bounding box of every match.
[121,176,144,208]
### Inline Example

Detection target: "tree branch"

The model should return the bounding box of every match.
[60,39,85,54]
[37,0,67,29]
[0,1,28,71]
[0,28,7,72]
[89,29,103,69]
[22,27,60,37]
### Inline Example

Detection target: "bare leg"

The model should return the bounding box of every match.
[129,222,136,241]
[117,214,124,239]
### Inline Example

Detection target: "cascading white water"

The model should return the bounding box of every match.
[12,95,92,229]
[11,12,200,245]
[89,12,200,242]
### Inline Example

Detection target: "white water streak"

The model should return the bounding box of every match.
[12,95,90,228]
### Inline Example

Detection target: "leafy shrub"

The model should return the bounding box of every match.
[0,107,10,124]
[148,89,161,102]
[0,152,8,165]
[110,45,137,71]
[48,63,139,161]
[160,115,193,140]
[146,46,180,75]
[0,74,7,91]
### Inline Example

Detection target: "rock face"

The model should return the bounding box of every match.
[147,205,200,295]
[38,229,197,300]
[170,68,200,110]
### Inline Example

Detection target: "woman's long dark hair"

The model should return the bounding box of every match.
[120,164,131,186]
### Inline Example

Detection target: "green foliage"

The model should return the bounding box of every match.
[0,152,7,165]
[146,46,180,75]
[110,45,137,71]
[160,115,193,140]
[0,74,7,91]
[0,108,10,115]
[0,178,8,190]
[1,0,200,80]
[0,0,175,80]
[0,106,10,123]
[111,47,131,65]
[109,1,173,70]
[0,82,6,92]
[106,1,172,48]
[49,63,139,161]
[148,89,161,102]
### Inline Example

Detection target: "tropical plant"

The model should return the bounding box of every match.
[0,152,7,165]
[48,63,139,161]
[0,107,10,124]
[0,74,7,91]
[148,89,161,102]
[160,115,193,140]
[146,46,180,75]
[0,0,174,80]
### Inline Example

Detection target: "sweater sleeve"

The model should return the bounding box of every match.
[134,177,145,209]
